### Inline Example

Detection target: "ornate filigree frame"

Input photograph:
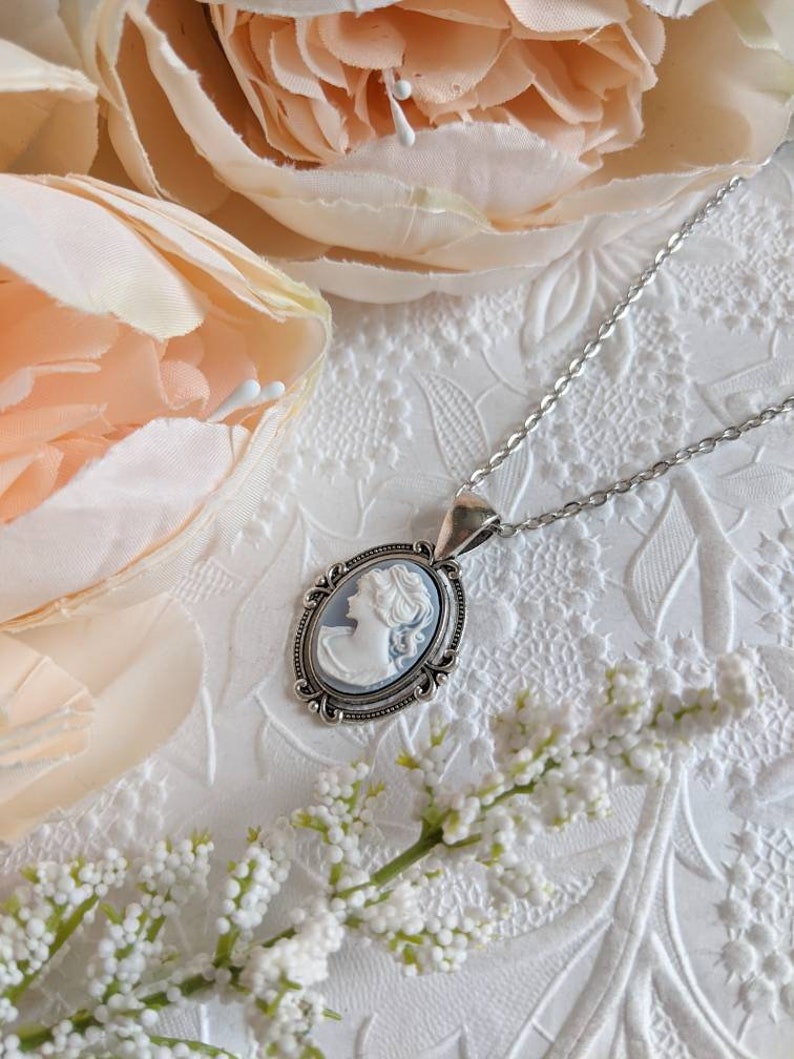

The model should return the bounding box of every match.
[293,540,465,724]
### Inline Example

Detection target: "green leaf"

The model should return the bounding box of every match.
[150,1034,237,1058]
[214,927,238,967]
[3,893,22,917]
[100,902,123,925]
[396,752,420,770]
[145,915,166,944]
[430,724,448,747]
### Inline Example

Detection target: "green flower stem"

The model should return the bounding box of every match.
[214,928,238,966]
[18,975,211,1052]
[149,1034,233,1057]
[340,767,556,899]
[361,825,444,892]
[258,925,295,950]
[6,894,99,1005]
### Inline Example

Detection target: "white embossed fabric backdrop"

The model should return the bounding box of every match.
[3,148,794,1058]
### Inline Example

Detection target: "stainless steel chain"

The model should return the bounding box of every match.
[455,172,794,536]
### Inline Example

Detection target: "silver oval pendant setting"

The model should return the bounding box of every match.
[293,540,466,724]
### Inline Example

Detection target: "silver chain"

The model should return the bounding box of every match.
[456,172,794,535]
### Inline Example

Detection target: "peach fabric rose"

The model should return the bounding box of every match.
[215,1,664,167]
[0,172,330,842]
[4,0,790,301]
[0,175,325,525]
[0,39,97,175]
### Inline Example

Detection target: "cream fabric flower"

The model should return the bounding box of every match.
[0,39,97,175]
[2,0,785,301]
[0,172,330,842]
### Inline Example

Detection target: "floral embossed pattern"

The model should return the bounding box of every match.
[2,150,793,1058]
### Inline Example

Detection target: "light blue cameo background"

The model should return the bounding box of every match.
[310,558,442,698]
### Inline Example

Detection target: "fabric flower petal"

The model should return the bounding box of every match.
[0,171,330,529]
[0,39,98,175]
[0,594,202,843]
[0,417,247,624]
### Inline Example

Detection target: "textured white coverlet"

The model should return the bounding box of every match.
[2,145,793,1059]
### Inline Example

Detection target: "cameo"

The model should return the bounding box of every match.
[293,541,466,723]
[313,561,441,694]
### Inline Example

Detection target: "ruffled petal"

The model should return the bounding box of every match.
[0,595,202,842]
[0,39,98,175]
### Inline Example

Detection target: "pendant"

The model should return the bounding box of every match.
[293,493,500,724]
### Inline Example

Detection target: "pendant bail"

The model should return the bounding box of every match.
[434,491,500,562]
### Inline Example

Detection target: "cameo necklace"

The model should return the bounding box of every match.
[293,173,794,724]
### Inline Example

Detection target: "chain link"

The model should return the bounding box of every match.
[454,172,794,534]
[496,396,794,535]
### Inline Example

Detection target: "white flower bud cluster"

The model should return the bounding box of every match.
[242,903,343,1056]
[292,762,379,892]
[592,654,756,786]
[85,837,212,1005]
[472,805,549,903]
[434,693,582,846]
[0,852,127,1027]
[588,664,672,785]
[452,756,609,846]
[359,877,494,976]
[216,828,292,944]
[396,712,451,794]
[406,656,755,923]
[0,1018,99,1059]
[138,836,213,908]
[436,734,608,850]
[243,903,344,995]
[357,878,423,939]
[250,988,326,1059]
[535,758,610,827]
[99,1021,235,1059]
[715,654,756,716]
[492,692,572,787]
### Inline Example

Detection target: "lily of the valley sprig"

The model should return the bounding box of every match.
[0,655,755,1059]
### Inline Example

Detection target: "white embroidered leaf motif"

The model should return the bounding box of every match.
[702,352,794,423]
[719,464,794,507]
[672,778,721,881]
[520,199,720,369]
[627,491,697,635]
[418,372,489,483]
[732,752,794,828]
[522,246,596,360]
[466,597,516,648]
[227,520,306,698]
[487,436,533,521]
[760,645,794,702]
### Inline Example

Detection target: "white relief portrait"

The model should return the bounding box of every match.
[316,564,437,691]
